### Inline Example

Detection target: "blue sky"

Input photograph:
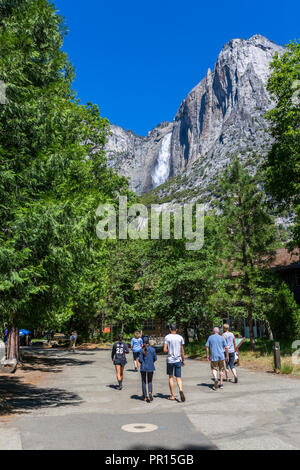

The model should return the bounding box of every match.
[55,0,299,135]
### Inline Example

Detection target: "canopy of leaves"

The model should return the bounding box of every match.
[0,0,129,330]
[265,40,300,246]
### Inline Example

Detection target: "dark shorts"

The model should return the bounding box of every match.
[167,361,182,378]
[226,352,235,370]
[133,351,140,360]
[114,360,126,367]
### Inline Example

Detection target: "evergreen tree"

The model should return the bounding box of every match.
[264,41,300,246]
[0,0,128,361]
[216,158,276,350]
[267,281,300,339]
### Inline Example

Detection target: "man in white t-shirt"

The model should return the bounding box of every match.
[163,324,186,402]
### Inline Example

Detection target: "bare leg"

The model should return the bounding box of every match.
[169,376,175,399]
[176,377,183,392]
[225,368,230,381]
[212,368,218,389]
[115,365,122,381]
[220,370,224,386]
[212,369,218,381]
[232,367,238,379]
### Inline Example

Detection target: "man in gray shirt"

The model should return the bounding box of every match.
[163,324,186,402]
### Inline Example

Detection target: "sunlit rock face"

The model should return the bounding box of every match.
[106,35,284,198]
[105,122,173,195]
[151,133,172,188]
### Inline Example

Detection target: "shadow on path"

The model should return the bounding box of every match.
[130,394,145,401]
[197,383,215,390]
[20,352,95,374]
[0,376,82,416]
[106,384,119,390]
[154,393,180,402]
[130,444,217,450]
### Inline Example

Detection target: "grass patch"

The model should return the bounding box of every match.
[184,341,206,358]
[184,338,300,376]
[280,361,294,375]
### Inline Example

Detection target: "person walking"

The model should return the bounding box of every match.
[111,333,129,390]
[69,331,77,353]
[163,323,185,402]
[222,324,238,383]
[130,330,143,371]
[138,336,157,402]
[206,327,229,391]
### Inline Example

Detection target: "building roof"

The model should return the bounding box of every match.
[228,247,300,277]
[268,248,300,271]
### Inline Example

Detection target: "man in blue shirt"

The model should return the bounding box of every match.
[130,331,143,371]
[206,327,229,391]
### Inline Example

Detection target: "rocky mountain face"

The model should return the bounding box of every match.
[105,35,284,201]
[106,122,173,194]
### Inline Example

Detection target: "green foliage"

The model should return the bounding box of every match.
[1,2,298,349]
[0,0,129,335]
[264,40,300,246]
[214,157,277,347]
[280,362,293,374]
[267,281,300,339]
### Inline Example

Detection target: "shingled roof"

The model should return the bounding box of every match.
[268,248,300,270]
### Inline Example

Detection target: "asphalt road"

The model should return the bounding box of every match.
[1,348,300,450]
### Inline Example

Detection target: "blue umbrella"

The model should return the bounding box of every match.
[19,329,31,336]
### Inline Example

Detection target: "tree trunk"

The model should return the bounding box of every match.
[247,311,256,352]
[237,178,256,352]
[264,319,274,340]
[183,325,189,345]
[85,320,89,342]
[4,327,21,369]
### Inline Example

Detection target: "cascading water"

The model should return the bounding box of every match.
[151,133,172,188]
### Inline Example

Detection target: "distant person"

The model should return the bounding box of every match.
[69,331,78,352]
[111,333,129,390]
[130,331,143,371]
[222,324,238,383]
[138,336,157,402]
[163,324,186,402]
[206,327,229,391]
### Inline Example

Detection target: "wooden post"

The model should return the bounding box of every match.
[274,341,281,373]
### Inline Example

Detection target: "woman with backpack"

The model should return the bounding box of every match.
[111,333,129,390]
[138,336,157,402]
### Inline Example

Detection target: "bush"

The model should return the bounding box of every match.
[267,282,300,339]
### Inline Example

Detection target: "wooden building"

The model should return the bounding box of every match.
[139,248,300,340]
[269,248,300,305]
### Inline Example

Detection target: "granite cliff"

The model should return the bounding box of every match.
[105,35,283,202]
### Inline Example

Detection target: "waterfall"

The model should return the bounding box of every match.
[152,133,172,188]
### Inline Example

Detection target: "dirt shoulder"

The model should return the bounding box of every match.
[186,351,300,378]
[0,349,65,421]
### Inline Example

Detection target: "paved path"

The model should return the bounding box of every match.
[1,348,300,450]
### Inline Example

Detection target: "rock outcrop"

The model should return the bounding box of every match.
[106,35,284,199]
[106,122,173,194]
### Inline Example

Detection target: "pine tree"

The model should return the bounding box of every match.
[216,158,276,350]
[265,41,300,247]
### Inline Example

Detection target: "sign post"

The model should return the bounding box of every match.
[273,342,281,373]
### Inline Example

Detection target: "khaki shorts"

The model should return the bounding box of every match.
[211,360,225,371]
